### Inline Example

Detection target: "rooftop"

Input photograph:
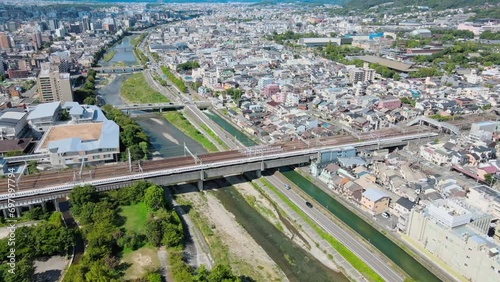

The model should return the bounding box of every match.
[354,55,416,72]
[363,189,389,202]
[39,122,103,150]
[27,102,61,120]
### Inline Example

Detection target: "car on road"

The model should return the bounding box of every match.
[305,201,313,208]
[382,212,390,219]
[284,184,291,190]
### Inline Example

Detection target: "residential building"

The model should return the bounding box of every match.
[467,185,500,221]
[360,189,391,215]
[407,199,499,282]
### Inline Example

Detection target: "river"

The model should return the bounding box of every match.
[99,36,137,67]
[204,111,257,147]
[282,169,441,282]
[215,181,348,282]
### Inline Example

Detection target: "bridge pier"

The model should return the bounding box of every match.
[197,180,203,191]
[2,208,7,219]
[53,199,60,212]
[15,207,21,217]
[28,204,33,211]
[41,201,46,211]
[256,170,262,178]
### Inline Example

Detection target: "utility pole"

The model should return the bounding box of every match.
[79,158,85,180]
[128,148,132,172]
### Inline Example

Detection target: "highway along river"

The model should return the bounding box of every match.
[214,179,349,282]
[282,168,441,282]
[205,111,257,147]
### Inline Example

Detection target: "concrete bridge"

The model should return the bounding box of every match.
[115,101,211,112]
[406,116,460,135]
[93,66,144,73]
[113,47,134,52]
[0,129,438,216]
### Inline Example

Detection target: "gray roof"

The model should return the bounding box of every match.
[69,106,84,116]
[27,102,61,120]
[47,120,119,153]
[363,189,389,202]
[396,197,416,210]
[0,109,26,127]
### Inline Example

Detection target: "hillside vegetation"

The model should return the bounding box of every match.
[344,0,494,10]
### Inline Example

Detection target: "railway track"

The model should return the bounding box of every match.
[2,127,433,194]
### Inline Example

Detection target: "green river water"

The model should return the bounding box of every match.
[282,169,441,282]
[215,184,349,282]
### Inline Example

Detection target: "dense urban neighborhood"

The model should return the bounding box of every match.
[0,1,500,282]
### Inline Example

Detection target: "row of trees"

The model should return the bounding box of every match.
[0,212,75,282]
[177,61,200,72]
[480,31,500,40]
[430,29,475,40]
[102,105,150,161]
[266,31,324,44]
[161,66,187,93]
[322,42,364,65]
[74,69,98,105]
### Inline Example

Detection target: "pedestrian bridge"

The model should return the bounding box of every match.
[405,116,460,135]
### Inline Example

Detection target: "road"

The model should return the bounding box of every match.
[138,38,243,150]
[265,174,404,282]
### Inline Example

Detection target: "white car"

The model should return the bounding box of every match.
[382,212,390,219]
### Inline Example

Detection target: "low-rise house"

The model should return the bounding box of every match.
[394,197,416,216]
[361,189,391,215]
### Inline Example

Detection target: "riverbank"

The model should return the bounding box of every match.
[103,50,116,62]
[163,111,218,152]
[174,185,287,281]
[120,73,169,103]
[232,177,348,278]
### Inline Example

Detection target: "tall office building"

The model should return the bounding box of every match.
[32,31,42,49]
[0,33,11,49]
[48,19,59,31]
[82,16,90,32]
[37,63,73,103]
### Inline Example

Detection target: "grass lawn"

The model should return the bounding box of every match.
[112,61,127,67]
[103,50,115,62]
[120,73,169,104]
[120,202,149,234]
[163,111,218,152]
[122,246,160,280]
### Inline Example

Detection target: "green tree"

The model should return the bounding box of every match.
[69,185,98,213]
[144,185,166,211]
[83,96,97,105]
[485,174,497,186]
[145,219,163,247]
[207,264,238,282]
[2,258,35,282]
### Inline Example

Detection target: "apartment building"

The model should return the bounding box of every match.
[407,199,499,282]
[37,63,73,103]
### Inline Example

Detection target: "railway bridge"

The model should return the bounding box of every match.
[0,128,437,217]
